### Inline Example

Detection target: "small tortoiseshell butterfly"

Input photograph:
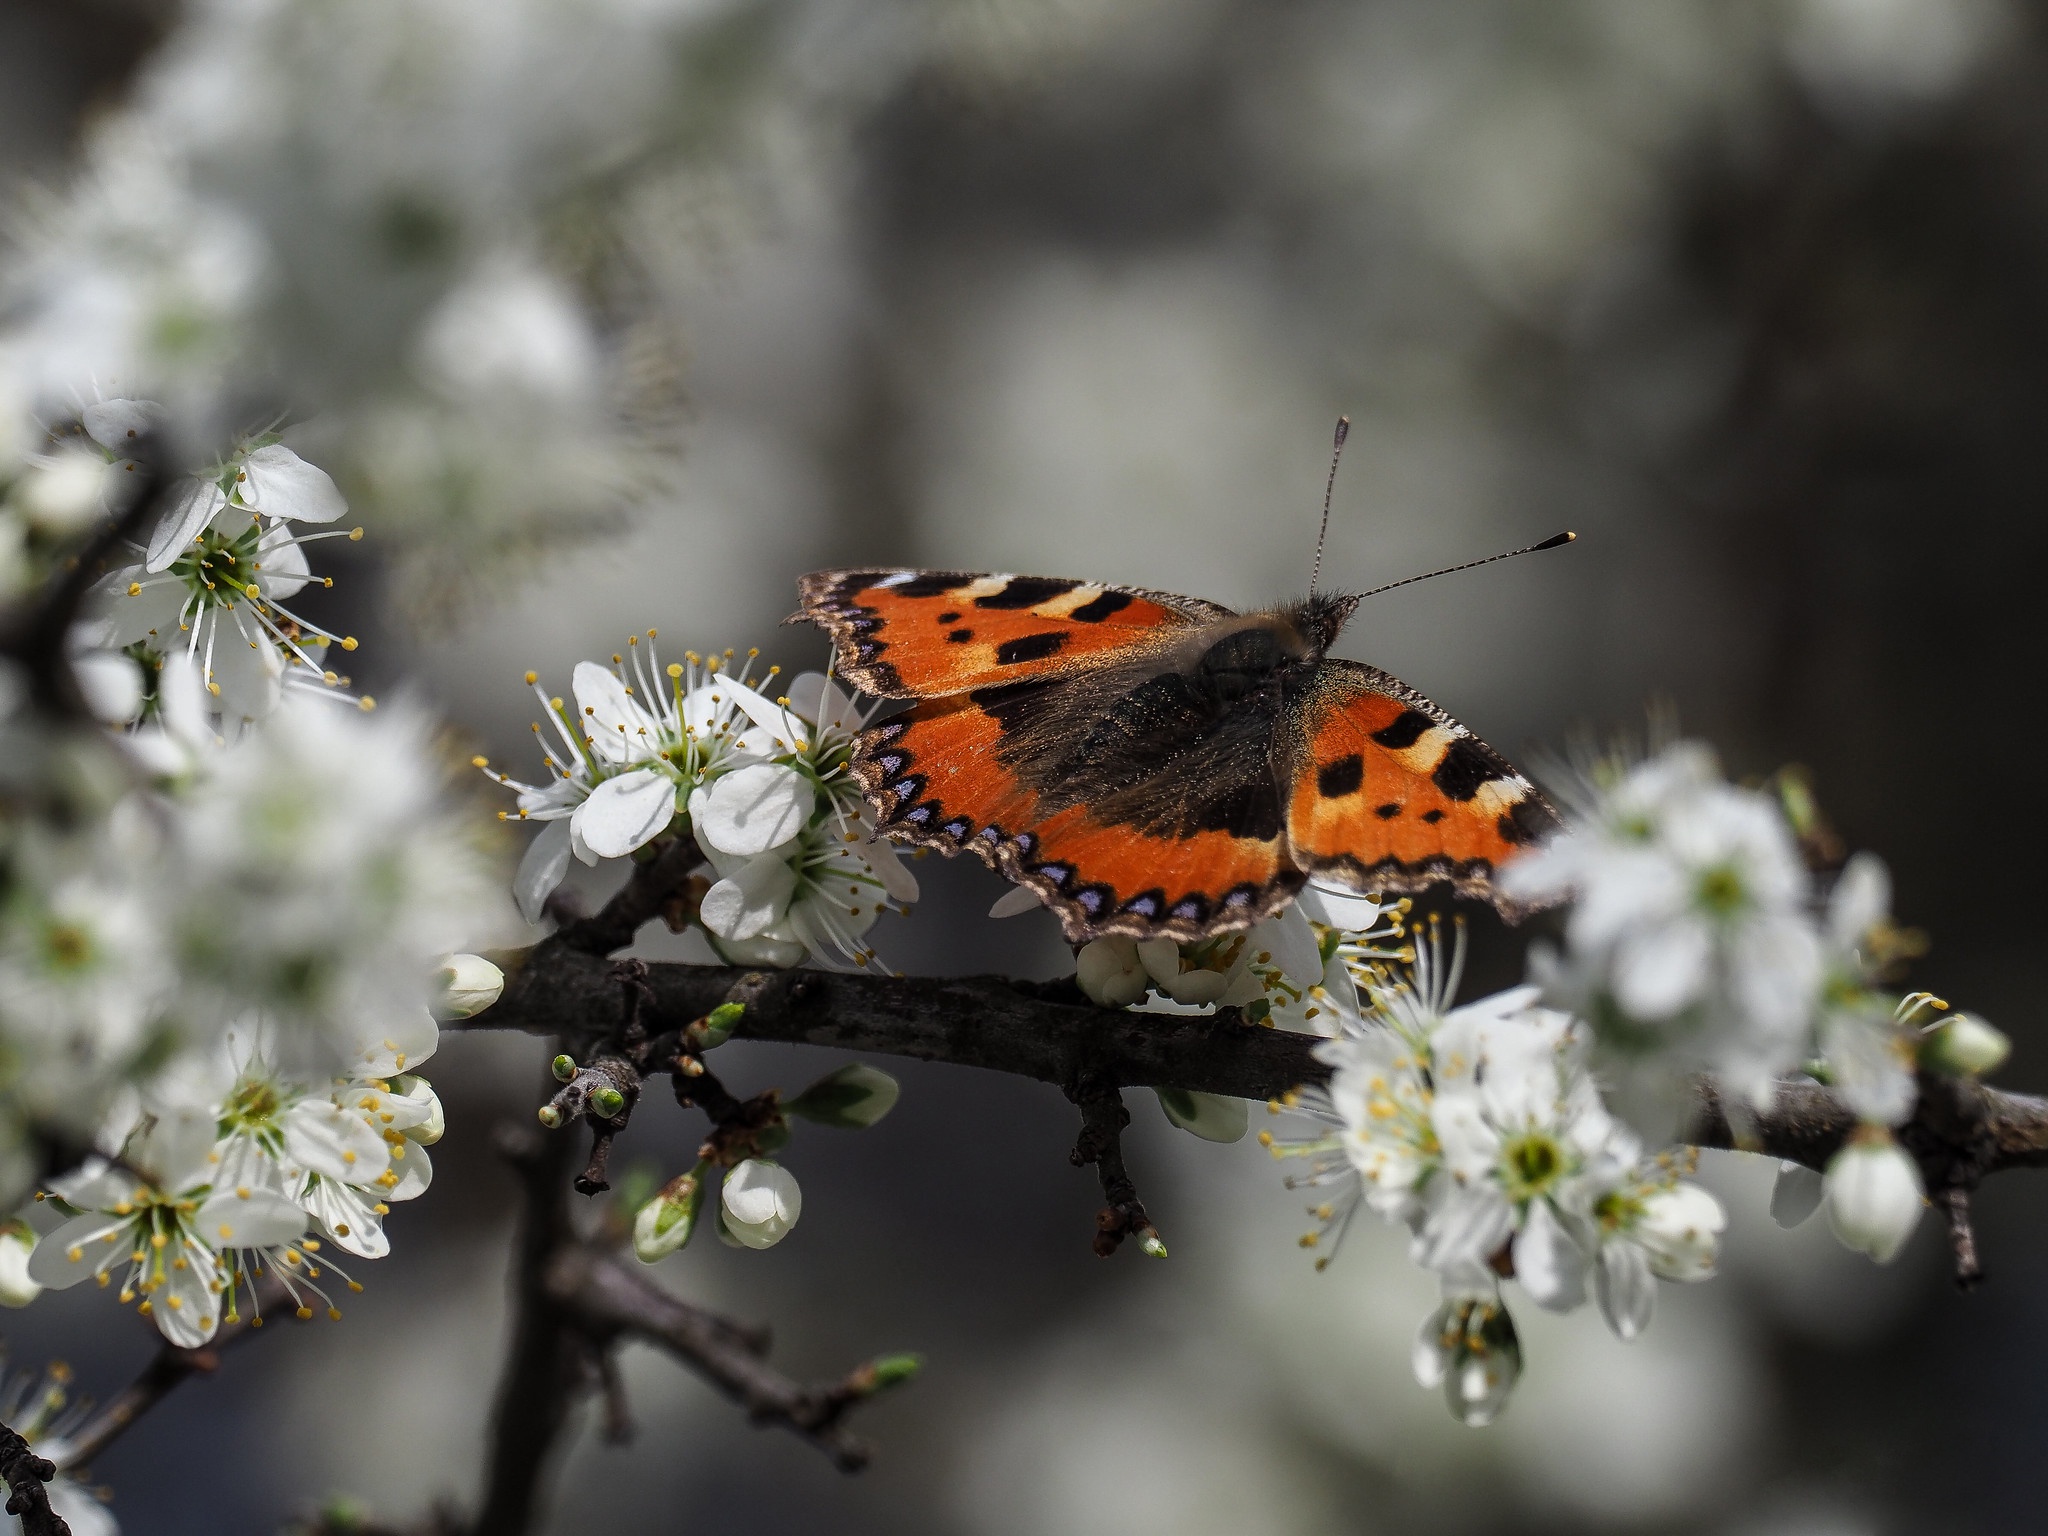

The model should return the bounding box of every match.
[795,562,1563,945]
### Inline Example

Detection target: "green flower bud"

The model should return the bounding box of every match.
[537,1104,563,1129]
[861,1353,923,1392]
[688,1001,745,1052]
[787,1062,900,1129]
[1138,1228,1169,1259]
[589,1085,626,1120]
[632,1166,708,1262]
[1921,1013,2011,1078]
[551,1054,577,1082]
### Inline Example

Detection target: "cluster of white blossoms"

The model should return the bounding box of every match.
[1272,927,1725,1425]
[25,1008,446,1346]
[0,404,507,1357]
[1502,740,2008,1269]
[487,643,917,968]
[1041,738,2011,1426]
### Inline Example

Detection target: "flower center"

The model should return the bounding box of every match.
[170,518,261,611]
[1693,862,1749,918]
[222,1076,285,1133]
[1500,1131,1566,1199]
[41,921,93,972]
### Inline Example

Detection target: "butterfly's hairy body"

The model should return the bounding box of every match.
[795,568,1556,943]
[975,611,1332,843]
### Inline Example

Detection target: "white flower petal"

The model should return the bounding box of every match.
[196,1185,306,1251]
[514,819,574,925]
[1770,1160,1825,1228]
[82,397,156,450]
[238,443,347,523]
[699,852,799,942]
[574,769,676,859]
[144,478,227,572]
[691,763,814,857]
[1595,1240,1655,1341]
[989,885,1043,919]
[1512,1200,1589,1312]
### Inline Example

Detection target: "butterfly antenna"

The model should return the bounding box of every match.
[1354,531,1576,601]
[1308,415,1350,598]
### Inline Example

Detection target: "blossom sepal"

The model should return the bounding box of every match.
[1153,1088,1249,1143]
[786,1063,900,1129]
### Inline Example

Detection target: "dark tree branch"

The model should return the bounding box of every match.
[467,945,2048,1222]
[0,1421,67,1536]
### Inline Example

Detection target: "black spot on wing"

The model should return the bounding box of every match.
[1421,808,1445,825]
[975,577,1078,610]
[1431,739,1499,802]
[1374,803,1401,820]
[886,574,968,599]
[1369,709,1434,751]
[1497,796,1556,845]
[947,629,973,644]
[935,611,960,623]
[996,631,1069,666]
[1069,590,1134,623]
[1317,754,1364,798]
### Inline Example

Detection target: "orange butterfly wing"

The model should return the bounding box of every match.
[1284,661,1557,907]
[797,569,1227,698]
[853,688,1302,944]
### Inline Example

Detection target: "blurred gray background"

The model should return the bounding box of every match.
[8,0,2048,1532]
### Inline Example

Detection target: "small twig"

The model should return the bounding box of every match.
[556,835,705,957]
[1066,1078,1163,1259]
[1939,1186,1983,1288]
[592,1346,634,1445]
[545,1244,886,1472]
[0,1420,67,1536]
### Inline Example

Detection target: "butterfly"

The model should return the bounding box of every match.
[793,563,1562,945]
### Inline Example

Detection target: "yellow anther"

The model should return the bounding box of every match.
[348,527,364,540]
[525,670,539,685]
[127,581,141,596]
[340,636,357,651]
[1257,1131,1274,1147]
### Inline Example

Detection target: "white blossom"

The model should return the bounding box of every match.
[720,1159,802,1250]
[1506,741,1823,1105]
[1824,1128,1924,1265]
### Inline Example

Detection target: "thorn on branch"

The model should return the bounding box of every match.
[1066,1078,1165,1259]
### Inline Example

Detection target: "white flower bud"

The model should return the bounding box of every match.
[1921,1013,2010,1078]
[1630,1181,1725,1281]
[0,1224,40,1308]
[1825,1127,1924,1264]
[1154,1088,1248,1143]
[633,1168,706,1262]
[1076,936,1147,1008]
[720,1159,802,1250]
[435,953,504,1019]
